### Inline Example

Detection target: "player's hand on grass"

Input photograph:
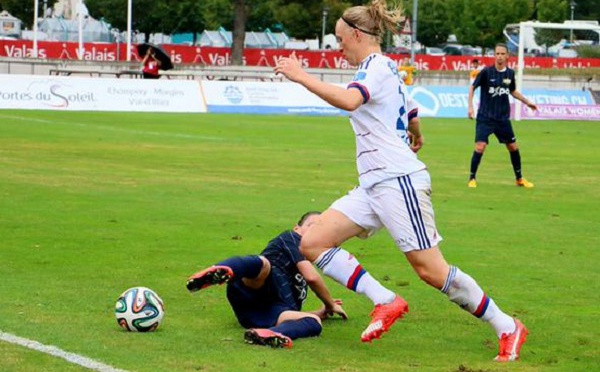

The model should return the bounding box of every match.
[322,299,347,320]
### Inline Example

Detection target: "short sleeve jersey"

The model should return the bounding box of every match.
[472,66,516,121]
[469,68,481,83]
[260,231,308,308]
[347,53,426,189]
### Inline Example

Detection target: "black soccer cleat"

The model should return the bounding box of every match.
[244,329,293,349]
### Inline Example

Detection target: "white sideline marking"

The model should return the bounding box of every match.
[0,331,129,372]
[0,114,227,142]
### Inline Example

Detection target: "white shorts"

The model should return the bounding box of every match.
[330,170,443,252]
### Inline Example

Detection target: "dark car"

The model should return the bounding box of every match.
[460,46,480,56]
[442,44,462,55]
[386,46,411,55]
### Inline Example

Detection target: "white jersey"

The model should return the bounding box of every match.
[347,53,426,189]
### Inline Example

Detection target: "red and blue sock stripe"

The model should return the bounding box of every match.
[473,294,490,318]
[346,265,366,291]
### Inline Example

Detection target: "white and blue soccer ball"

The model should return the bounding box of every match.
[115,287,164,332]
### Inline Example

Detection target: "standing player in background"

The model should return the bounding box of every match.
[400,64,423,153]
[467,43,538,188]
[469,58,482,84]
[275,0,528,362]
[186,212,347,349]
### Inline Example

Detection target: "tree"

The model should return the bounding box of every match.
[536,0,568,22]
[1,0,35,29]
[576,0,600,24]
[85,0,176,40]
[402,0,533,50]
[198,0,233,30]
[232,0,248,65]
[246,0,277,32]
[447,0,532,50]
[404,0,453,48]
[6,0,596,56]
[269,0,352,41]
[535,0,568,50]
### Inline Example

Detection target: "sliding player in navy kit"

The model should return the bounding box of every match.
[186,211,347,348]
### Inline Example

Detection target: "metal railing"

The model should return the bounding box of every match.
[1,56,598,90]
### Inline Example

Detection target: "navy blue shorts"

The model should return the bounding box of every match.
[475,118,516,144]
[225,267,299,329]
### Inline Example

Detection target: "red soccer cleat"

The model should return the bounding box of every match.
[361,296,409,342]
[186,265,234,292]
[244,328,293,349]
[494,319,528,362]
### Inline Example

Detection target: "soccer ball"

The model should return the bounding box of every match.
[115,287,164,332]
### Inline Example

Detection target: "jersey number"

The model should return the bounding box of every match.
[396,88,407,131]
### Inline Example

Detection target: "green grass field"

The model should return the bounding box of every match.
[0,110,599,372]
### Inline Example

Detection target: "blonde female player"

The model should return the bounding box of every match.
[274,0,527,362]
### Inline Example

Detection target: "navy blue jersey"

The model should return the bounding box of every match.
[472,66,516,121]
[260,230,308,309]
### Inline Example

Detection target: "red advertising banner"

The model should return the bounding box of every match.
[2,40,599,70]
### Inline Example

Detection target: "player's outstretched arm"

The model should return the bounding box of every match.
[297,260,347,320]
[274,53,363,112]
[511,90,538,111]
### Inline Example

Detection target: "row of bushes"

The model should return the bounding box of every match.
[576,45,600,58]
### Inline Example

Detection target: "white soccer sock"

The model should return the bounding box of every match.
[442,266,515,338]
[315,247,396,305]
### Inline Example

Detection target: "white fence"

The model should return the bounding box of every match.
[1,57,598,91]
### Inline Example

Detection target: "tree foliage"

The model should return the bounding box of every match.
[537,0,568,23]
[0,0,35,28]
[403,0,453,48]
[401,0,532,49]
[535,0,568,49]
[576,0,600,25]
[84,0,224,37]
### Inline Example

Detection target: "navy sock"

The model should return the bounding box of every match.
[217,256,263,279]
[470,151,483,179]
[270,317,322,340]
[509,150,522,180]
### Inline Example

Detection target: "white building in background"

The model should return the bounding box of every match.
[52,0,88,20]
[0,10,22,38]
[19,0,109,42]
